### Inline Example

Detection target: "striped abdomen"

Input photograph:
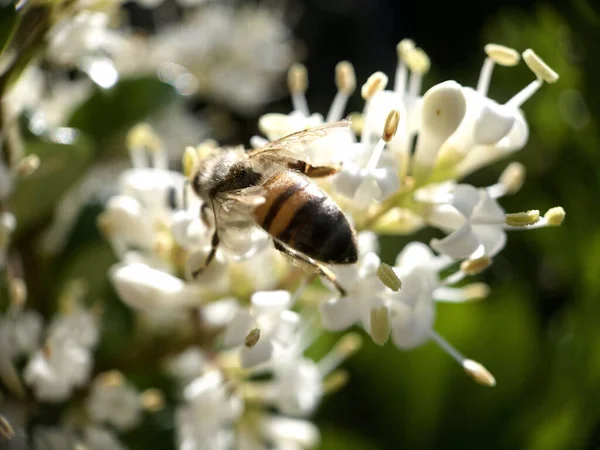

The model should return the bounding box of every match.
[253,171,357,264]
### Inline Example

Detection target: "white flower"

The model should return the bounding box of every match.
[109,261,207,311]
[31,426,75,450]
[176,370,243,450]
[24,341,93,402]
[81,426,127,450]
[222,290,300,367]
[153,4,295,113]
[168,346,208,384]
[319,232,386,333]
[270,356,322,417]
[47,309,99,349]
[0,309,43,358]
[87,372,142,431]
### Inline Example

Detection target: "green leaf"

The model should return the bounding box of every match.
[0,2,20,58]
[11,131,95,231]
[67,77,177,147]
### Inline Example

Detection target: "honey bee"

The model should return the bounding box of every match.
[190,122,357,296]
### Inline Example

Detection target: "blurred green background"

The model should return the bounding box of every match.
[4,0,600,449]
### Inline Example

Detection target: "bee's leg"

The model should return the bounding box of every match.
[191,230,219,278]
[288,161,342,178]
[273,240,347,297]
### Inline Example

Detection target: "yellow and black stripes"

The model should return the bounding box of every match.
[253,171,357,265]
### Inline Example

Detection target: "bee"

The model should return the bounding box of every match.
[190,122,357,296]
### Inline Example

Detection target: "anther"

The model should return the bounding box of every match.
[377,262,402,291]
[405,47,430,75]
[505,210,540,227]
[523,49,559,83]
[0,415,15,440]
[9,278,27,307]
[140,388,165,412]
[499,162,526,195]
[369,306,390,345]
[544,206,566,226]
[183,146,199,179]
[323,370,349,395]
[244,328,261,348]
[463,359,496,387]
[382,110,400,142]
[335,61,356,95]
[484,44,520,66]
[16,154,40,176]
[97,370,125,387]
[288,63,310,115]
[361,72,388,101]
[288,63,308,94]
[460,256,492,275]
[396,39,416,61]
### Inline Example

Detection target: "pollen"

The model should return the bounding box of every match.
[484,44,520,66]
[335,61,356,95]
[505,210,540,227]
[126,123,162,153]
[544,206,566,226]
[361,72,388,100]
[377,262,402,291]
[460,256,492,275]
[288,63,308,94]
[523,49,559,83]
[382,110,401,142]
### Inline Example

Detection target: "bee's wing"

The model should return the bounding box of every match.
[213,185,266,222]
[247,121,351,162]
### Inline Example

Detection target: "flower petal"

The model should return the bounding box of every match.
[430,223,480,259]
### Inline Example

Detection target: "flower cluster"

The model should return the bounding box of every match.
[0,0,567,444]
[92,40,565,448]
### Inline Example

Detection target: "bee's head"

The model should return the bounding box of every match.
[185,143,246,202]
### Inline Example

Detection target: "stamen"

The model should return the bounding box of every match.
[506,79,543,109]
[377,262,402,292]
[395,39,415,94]
[522,49,559,83]
[16,154,40,176]
[499,162,525,196]
[97,370,125,387]
[382,109,400,142]
[361,72,388,101]
[244,328,261,348]
[139,388,165,412]
[365,109,399,171]
[288,63,310,116]
[326,61,356,123]
[462,359,496,387]
[369,306,390,345]
[323,370,349,395]
[126,123,165,169]
[406,47,430,98]
[0,415,15,440]
[460,256,492,275]
[182,146,199,179]
[505,210,540,227]
[477,45,520,96]
[435,283,490,302]
[485,44,521,66]
[318,332,362,375]
[9,278,27,308]
[429,329,465,364]
[544,206,566,226]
